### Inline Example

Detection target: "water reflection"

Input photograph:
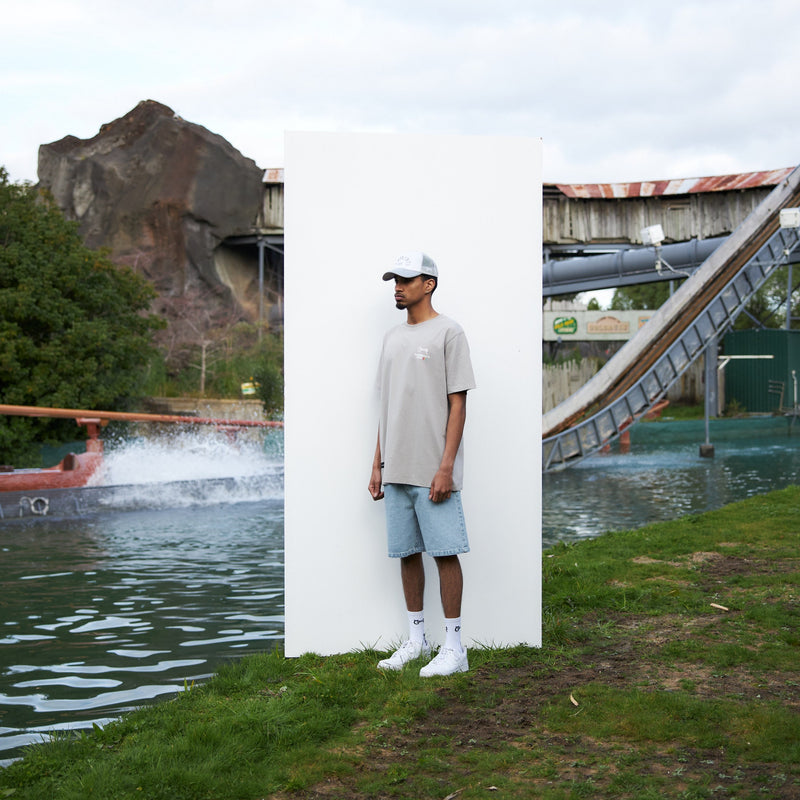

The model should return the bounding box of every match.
[543,417,800,546]
[0,499,284,762]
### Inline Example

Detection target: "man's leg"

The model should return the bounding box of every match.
[377,553,430,670]
[419,554,468,676]
[433,554,462,617]
[401,552,425,611]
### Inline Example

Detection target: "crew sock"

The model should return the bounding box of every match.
[444,616,463,652]
[407,610,425,644]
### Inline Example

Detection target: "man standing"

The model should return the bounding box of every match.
[369,251,476,677]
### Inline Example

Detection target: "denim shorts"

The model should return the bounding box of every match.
[383,484,470,558]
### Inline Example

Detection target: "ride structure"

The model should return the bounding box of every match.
[543,164,800,470]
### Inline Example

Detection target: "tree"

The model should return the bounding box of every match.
[0,168,163,464]
[609,269,800,329]
[154,284,245,396]
[732,266,800,330]
[610,280,680,311]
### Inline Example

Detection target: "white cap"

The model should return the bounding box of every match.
[382,251,438,281]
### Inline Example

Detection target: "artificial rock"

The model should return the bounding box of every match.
[37,100,266,325]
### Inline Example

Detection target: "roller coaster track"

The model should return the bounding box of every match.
[543,163,800,470]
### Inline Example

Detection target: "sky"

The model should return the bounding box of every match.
[2,0,799,187]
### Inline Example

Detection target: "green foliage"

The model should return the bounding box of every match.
[142,326,284,415]
[732,266,800,330]
[610,268,800,329]
[0,168,162,463]
[610,280,677,310]
[543,350,584,367]
[654,401,704,420]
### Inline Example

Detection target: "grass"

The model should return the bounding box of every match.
[2,486,800,798]
[653,402,704,420]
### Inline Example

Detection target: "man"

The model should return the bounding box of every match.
[369,251,476,677]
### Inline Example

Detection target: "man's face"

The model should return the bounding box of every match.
[393,275,430,310]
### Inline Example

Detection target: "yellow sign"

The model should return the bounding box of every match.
[553,316,578,335]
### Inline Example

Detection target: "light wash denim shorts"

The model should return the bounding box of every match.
[383,484,470,558]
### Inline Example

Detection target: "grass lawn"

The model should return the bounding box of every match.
[2,486,799,799]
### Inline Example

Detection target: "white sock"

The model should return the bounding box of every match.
[444,617,463,651]
[407,610,425,644]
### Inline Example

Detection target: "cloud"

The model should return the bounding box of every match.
[2,0,799,183]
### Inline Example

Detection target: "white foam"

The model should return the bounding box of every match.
[90,430,282,487]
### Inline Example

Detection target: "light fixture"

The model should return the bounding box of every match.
[641,224,665,246]
[640,223,689,278]
[780,208,800,229]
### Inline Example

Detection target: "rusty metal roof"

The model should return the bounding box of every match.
[263,168,284,183]
[550,167,795,199]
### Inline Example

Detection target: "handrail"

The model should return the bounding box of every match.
[0,404,283,429]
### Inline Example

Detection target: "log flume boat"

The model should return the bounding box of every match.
[0,404,283,515]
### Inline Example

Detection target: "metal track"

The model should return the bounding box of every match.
[543,166,800,471]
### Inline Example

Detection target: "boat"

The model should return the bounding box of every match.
[0,404,283,517]
[0,450,105,493]
[0,415,105,498]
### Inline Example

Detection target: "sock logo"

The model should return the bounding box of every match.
[413,619,424,625]
[446,625,461,632]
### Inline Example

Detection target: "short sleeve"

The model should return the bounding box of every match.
[445,328,476,394]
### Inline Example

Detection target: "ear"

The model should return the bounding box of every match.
[423,276,435,294]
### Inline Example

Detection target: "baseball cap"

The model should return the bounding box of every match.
[382,251,438,281]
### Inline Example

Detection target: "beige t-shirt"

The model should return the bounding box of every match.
[377,314,476,490]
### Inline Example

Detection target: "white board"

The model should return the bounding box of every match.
[284,132,542,656]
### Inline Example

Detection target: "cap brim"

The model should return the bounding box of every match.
[382,268,423,281]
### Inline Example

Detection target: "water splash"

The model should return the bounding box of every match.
[86,429,284,510]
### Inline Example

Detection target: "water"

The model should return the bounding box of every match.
[2,418,800,763]
[0,430,285,764]
[543,416,800,546]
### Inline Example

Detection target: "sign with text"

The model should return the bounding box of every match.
[543,310,652,341]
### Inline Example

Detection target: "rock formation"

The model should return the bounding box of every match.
[37,101,271,358]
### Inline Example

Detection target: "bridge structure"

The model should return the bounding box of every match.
[225,165,800,470]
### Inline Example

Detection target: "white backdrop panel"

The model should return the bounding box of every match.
[284,132,542,656]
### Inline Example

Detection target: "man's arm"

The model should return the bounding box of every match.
[368,428,384,500]
[429,391,467,503]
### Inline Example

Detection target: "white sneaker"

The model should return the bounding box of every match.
[419,647,469,677]
[377,639,432,671]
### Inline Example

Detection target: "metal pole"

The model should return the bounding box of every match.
[786,263,793,330]
[0,403,283,428]
[257,238,265,342]
[700,337,716,457]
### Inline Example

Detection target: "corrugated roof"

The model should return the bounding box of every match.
[551,167,795,199]
[263,168,284,183]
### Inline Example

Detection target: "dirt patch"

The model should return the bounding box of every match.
[276,622,800,799]
[274,550,800,799]
[699,555,800,580]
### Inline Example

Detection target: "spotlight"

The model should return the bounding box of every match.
[641,224,665,246]
[780,208,800,229]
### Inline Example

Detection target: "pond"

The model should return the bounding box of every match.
[2,417,799,763]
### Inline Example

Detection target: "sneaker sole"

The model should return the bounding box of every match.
[419,659,469,677]
[377,648,432,671]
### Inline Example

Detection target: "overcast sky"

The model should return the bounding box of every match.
[3,0,798,186]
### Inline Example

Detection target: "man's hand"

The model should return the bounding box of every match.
[369,465,384,501]
[370,430,384,500]
[429,466,453,503]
